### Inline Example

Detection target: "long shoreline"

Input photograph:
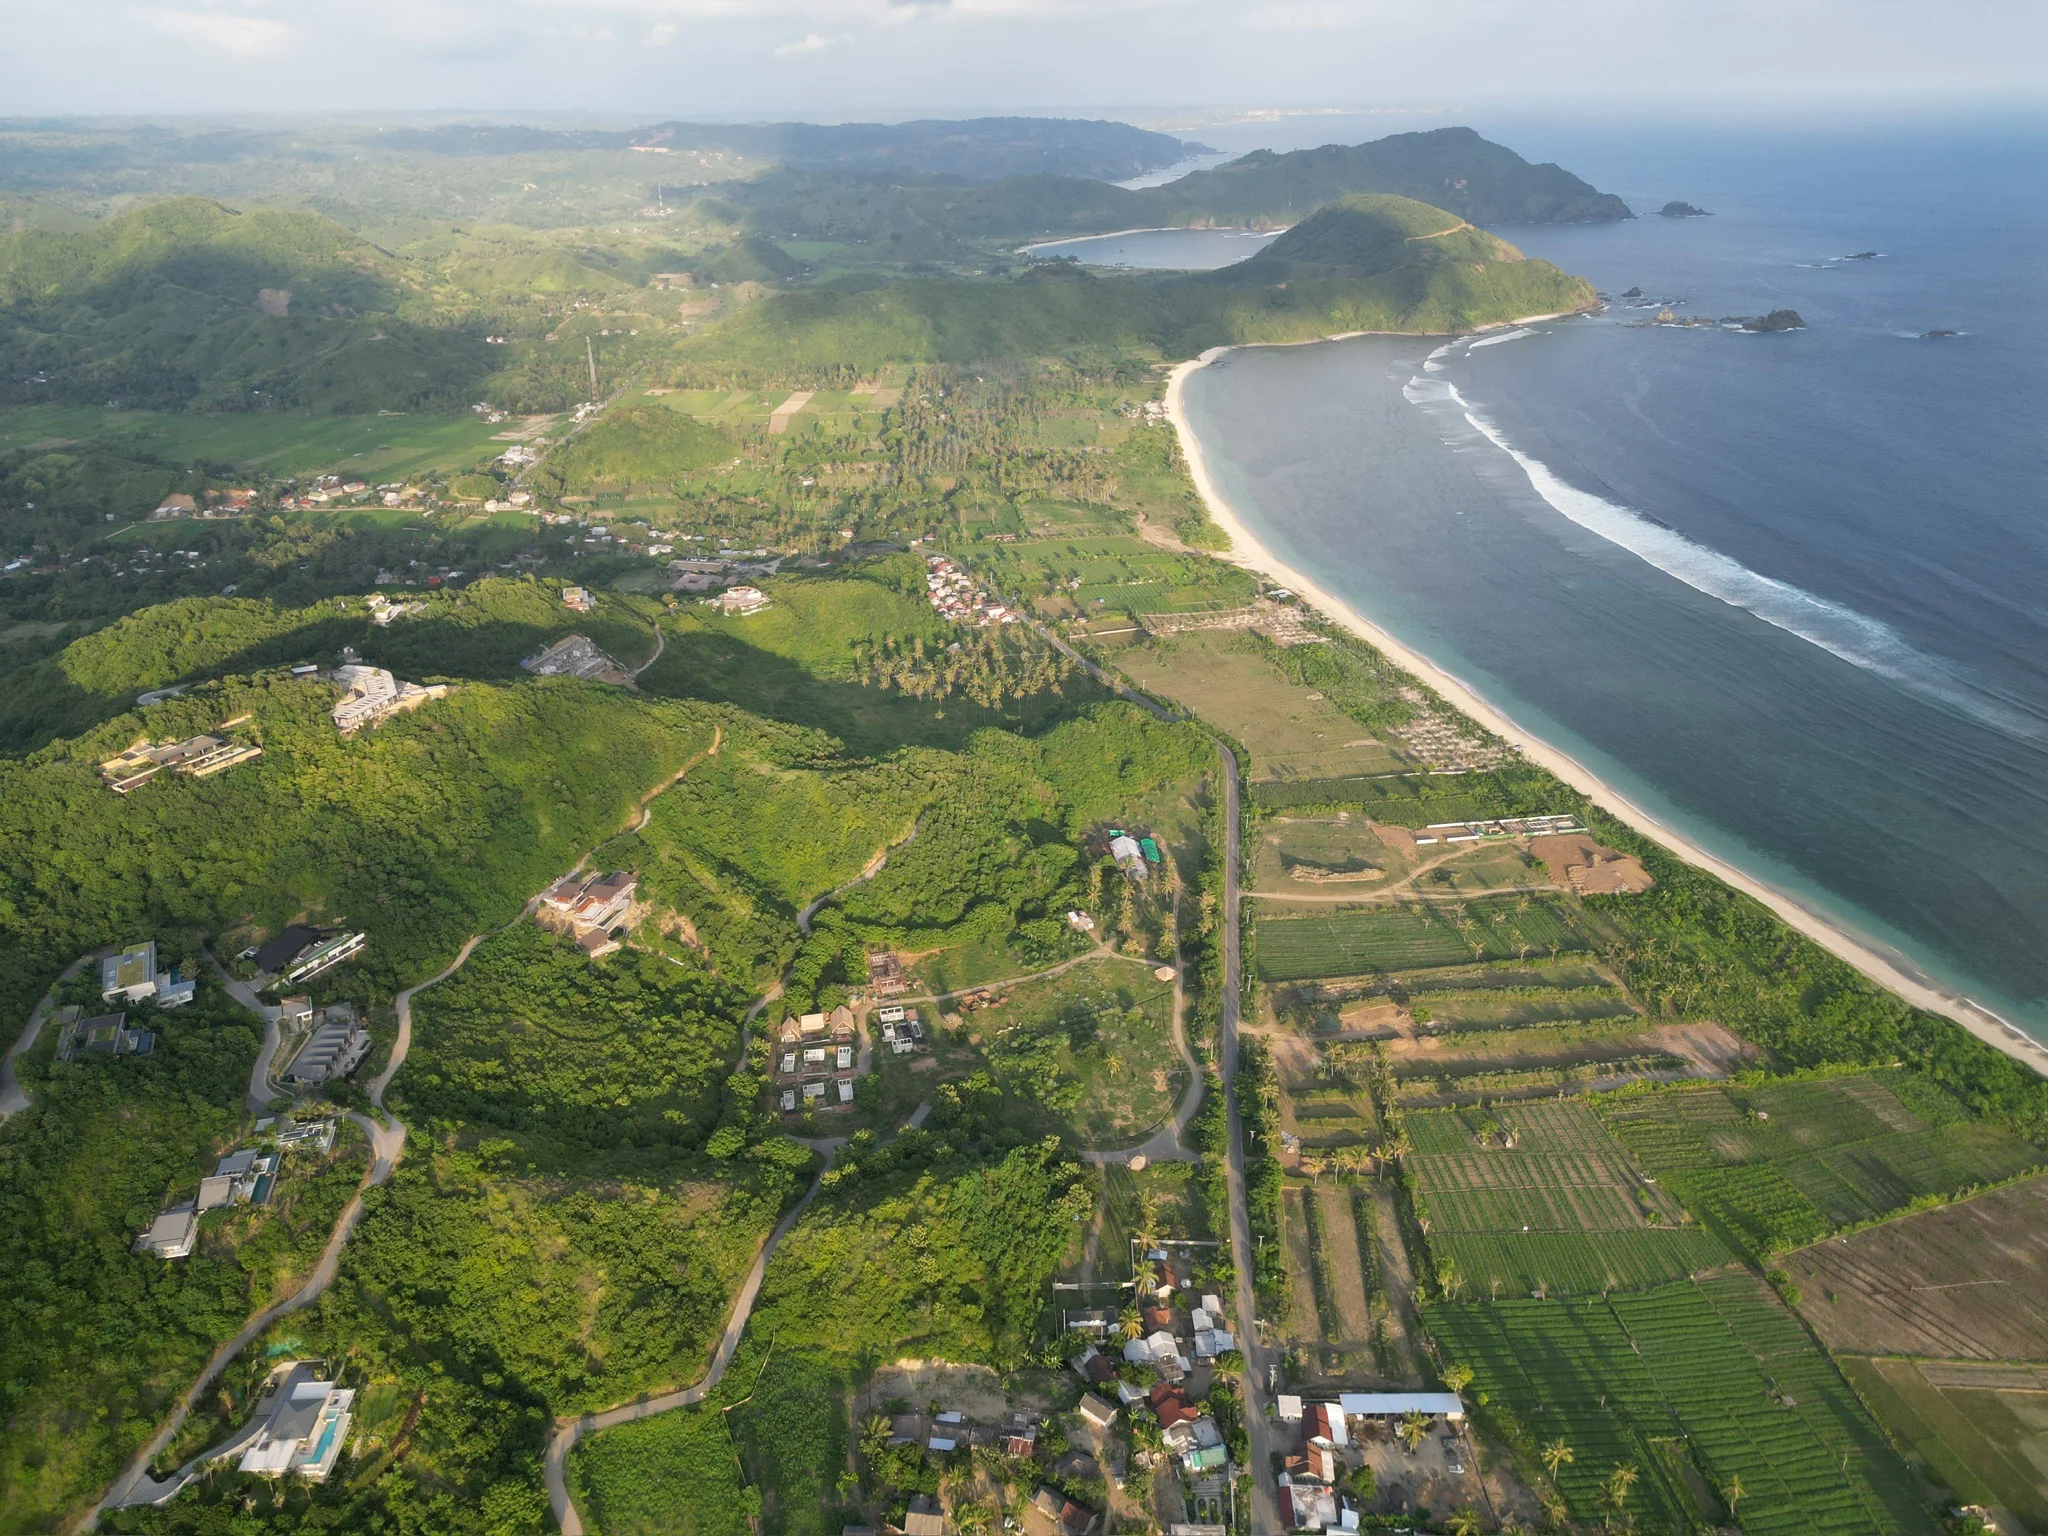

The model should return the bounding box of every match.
[1163,339,2048,1081]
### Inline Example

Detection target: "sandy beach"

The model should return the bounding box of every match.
[1165,340,2048,1081]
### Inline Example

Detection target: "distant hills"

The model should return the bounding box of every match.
[707,127,1632,258]
[1219,192,1535,278]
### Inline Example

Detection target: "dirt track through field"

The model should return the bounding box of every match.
[1317,1187,1375,1343]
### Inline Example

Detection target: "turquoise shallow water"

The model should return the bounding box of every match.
[1166,119,2048,1050]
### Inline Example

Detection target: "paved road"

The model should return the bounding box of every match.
[1215,744,1282,1535]
[543,1150,838,1534]
[1024,615,1181,724]
[198,952,286,1113]
[0,952,100,1121]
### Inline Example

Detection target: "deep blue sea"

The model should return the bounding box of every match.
[1085,117,2048,1051]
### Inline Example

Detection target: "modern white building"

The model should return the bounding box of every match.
[236,1369,356,1481]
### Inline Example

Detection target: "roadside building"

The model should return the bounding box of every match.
[1077,1392,1118,1430]
[58,1010,156,1059]
[281,933,366,987]
[1030,1487,1097,1536]
[283,1004,370,1086]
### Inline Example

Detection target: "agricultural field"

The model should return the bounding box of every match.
[1252,814,1554,898]
[1598,1073,2046,1259]
[1782,1175,2048,1361]
[977,534,1258,619]
[1837,1357,2048,1531]
[1255,896,1589,982]
[1431,1275,1936,1536]
[1108,631,1410,781]
[1408,1099,1732,1297]
[0,403,517,484]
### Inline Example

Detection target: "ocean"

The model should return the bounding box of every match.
[1089,116,2048,1049]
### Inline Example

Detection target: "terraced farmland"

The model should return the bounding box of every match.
[1256,897,1588,982]
[1408,1100,1732,1296]
[1429,1276,1935,1536]
[1597,1072,2044,1258]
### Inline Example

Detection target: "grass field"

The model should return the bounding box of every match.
[1783,1176,2048,1362]
[1256,897,1588,982]
[1109,631,1407,781]
[952,958,1184,1148]
[0,403,515,479]
[1598,1073,2045,1259]
[571,1401,751,1536]
[978,537,1258,620]
[1430,1275,1936,1536]
[1408,1100,1732,1297]
[1838,1357,2048,1530]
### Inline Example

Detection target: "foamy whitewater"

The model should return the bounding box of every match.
[1402,363,2046,742]
[1163,116,2048,1046]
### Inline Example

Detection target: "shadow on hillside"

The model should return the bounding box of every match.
[636,627,1093,757]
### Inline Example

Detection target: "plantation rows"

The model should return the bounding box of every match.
[1611,1277,1931,1536]
[1600,1077,2043,1258]
[1255,897,1587,982]
[1429,1278,1935,1536]
[1439,1228,1733,1297]
[1424,1178,1653,1235]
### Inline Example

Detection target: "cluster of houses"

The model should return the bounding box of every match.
[774,1005,861,1111]
[538,869,638,958]
[1273,1392,1467,1533]
[151,488,257,519]
[99,727,262,792]
[861,1410,1098,1536]
[924,554,1016,627]
[327,661,446,733]
[243,925,369,989]
[134,1118,338,1260]
[366,594,427,626]
[877,1003,925,1056]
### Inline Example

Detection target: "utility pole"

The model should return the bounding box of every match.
[586,336,598,398]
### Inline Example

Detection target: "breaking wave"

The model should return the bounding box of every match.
[1401,371,2047,741]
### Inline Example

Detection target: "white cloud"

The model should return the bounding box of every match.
[150,8,297,54]
[774,29,847,53]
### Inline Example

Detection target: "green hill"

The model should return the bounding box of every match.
[0,199,493,412]
[682,193,1594,372]
[1223,192,1519,275]
[1140,126,1633,228]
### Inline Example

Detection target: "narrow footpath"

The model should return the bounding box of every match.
[1080,894,1203,1167]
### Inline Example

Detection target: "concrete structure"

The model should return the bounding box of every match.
[281,933,366,987]
[330,663,445,732]
[100,734,262,792]
[562,586,594,612]
[708,585,770,616]
[135,1205,199,1259]
[1334,1391,1464,1421]
[284,1004,370,1086]
[235,1367,356,1481]
[522,634,632,686]
[58,1010,156,1060]
[100,943,195,1009]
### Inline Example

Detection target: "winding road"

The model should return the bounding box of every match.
[541,1148,838,1534]
[0,952,100,1121]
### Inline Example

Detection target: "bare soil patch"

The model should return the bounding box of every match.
[1528,833,1653,895]
[1316,1186,1375,1343]
[1784,1175,2048,1360]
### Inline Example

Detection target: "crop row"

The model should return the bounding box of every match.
[1439,1228,1731,1298]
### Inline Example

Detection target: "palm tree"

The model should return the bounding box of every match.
[1443,1363,1475,1395]
[1541,1439,1575,1481]
[858,1413,892,1465]
[1119,1305,1143,1341]
[1539,1490,1570,1531]
[1721,1475,1746,1524]
[1606,1463,1639,1514]
[1399,1411,1432,1453]
[1447,1509,1483,1536]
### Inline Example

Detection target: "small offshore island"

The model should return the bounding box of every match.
[0,110,2043,1536]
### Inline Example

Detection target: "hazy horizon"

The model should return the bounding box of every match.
[5,1,2044,122]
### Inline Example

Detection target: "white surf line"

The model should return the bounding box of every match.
[1403,372,2048,744]
[1163,340,2048,1081]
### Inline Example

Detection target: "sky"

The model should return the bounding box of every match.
[2,0,2044,120]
